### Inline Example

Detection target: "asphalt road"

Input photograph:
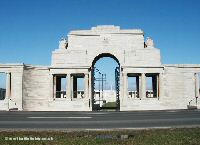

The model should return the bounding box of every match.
[0,110,200,130]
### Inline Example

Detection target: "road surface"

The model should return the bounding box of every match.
[0,110,200,130]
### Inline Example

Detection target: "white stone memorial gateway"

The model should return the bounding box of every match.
[0,25,200,111]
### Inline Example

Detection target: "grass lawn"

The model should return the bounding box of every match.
[0,128,200,145]
[102,102,116,108]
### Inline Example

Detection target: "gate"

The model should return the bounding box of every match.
[91,67,120,111]
[91,67,106,111]
[91,67,96,111]
[115,67,120,111]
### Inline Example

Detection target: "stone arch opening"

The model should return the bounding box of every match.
[92,53,120,67]
[91,53,120,111]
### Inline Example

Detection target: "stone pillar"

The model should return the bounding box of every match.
[123,73,128,99]
[119,70,123,101]
[71,75,74,99]
[139,75,142,99]
[84,73,89,98]
[6,73,11,98]
[141,73,146,99]
[49,75,54,101]
[156,75,159,98]
[67,74,71,99]
[158,73,163,99]
[195,73,199,97]
[53,75,57,99]
[88,71,92,99]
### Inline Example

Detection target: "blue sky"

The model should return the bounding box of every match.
[0,0,200,89]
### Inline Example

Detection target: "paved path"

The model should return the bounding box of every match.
[0,110,200,130]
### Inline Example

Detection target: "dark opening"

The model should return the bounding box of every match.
[72,74,84,99]
[55,75,67,99]
[146,73,159,98]
[128,73,140,98]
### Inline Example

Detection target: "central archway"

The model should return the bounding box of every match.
[91,53,120,111]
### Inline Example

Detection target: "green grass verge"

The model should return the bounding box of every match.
[102,102,116,108]
[0,128,200,145]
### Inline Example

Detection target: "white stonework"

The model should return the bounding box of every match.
[0,25,200,111]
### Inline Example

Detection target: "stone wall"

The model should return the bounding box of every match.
[23,65,50,111]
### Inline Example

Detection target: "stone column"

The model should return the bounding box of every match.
[156,75,159,98]
[141,73,146,99]
[84,73,89,98]
[139,75,141,99]
[49,75,54,101]
[88,71,92,99]
[67,73,71,99]
[195,73,199,97]
[158,73,163,99]
[123,73,128,99]
[6,73,11,98]
[53,75,57,99]
[71,75,74,99]
[119,70,123,101]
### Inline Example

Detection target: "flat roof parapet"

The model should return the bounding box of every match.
[91,25,120,31]
[164,64,200,68]
[69,25,144,36]
[0,63,24,68]
[24,65,50,70]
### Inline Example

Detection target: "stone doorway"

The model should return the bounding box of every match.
[91,53,120,111]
